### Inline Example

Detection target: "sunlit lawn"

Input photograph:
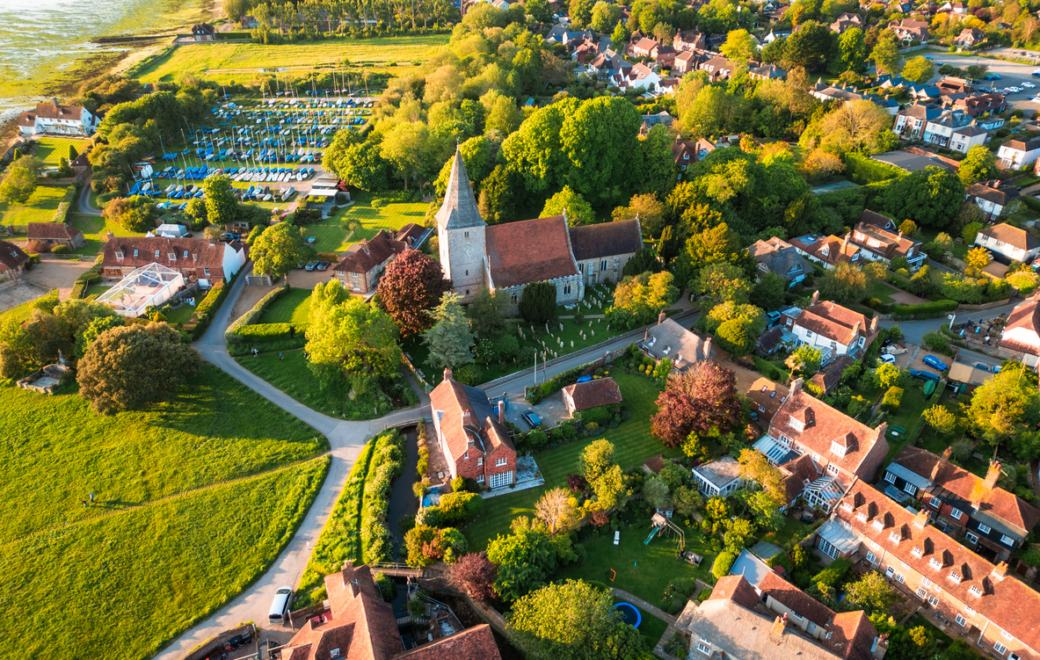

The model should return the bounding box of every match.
[69,212,140,255]
[258,287,313,326]
[0,185,68,226]
[34,136,90,166]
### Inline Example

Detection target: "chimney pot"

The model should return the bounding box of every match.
[498,401,505,425]
[790,377,803,395]
[913,509,930,528]
[658,310,667,325]
[983,460,1002,490]
[993,561,1008,580]
[443,367,453,381]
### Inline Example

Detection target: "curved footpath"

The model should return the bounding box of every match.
[77,178,101,216]
[155,269,698,659]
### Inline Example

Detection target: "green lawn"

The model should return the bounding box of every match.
[164,291,208,325]
[612,597,670,647]
[919,228,970,262]
[69,212,141,255]
[0,364,330,656]
[85,284,111,300]
[0,185,68,227]
[235,349,413,420]
[323,192,430,253]
[866,279,896,304]
[259,287,313,326]
[137,35,450,82]
[0,290,57,323]
[464,373,682,551]
[883,381,935,461]
[34,137,90,166]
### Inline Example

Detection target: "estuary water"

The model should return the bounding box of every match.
[0,0,196,110]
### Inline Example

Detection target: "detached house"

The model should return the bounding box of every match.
[27,222,85,250]
[672,135,715,172]
[999,138,1040,169]
[101,235,246,287]
[955,92,1007,118]
[889,18,930,42]
[955,27,985,47]
[999,294,1040,361]
[748,236,812,284]
[429,370,517,489]
[893,103,943,139]
[17,99,99,137]
[883,447,1040,561]
[849,210,927,270]
[790,233,861,269]
[331,224,430,295]
[562,376,623,416]
[642,316,713,372]
[967,184,1023,222]
[0,241,30,283]
[190,23,216,41]
[787,293,880,360]
[673,29,706,51]
[974,222,1038,263]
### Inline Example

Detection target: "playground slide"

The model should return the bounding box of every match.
[644,527,661,545]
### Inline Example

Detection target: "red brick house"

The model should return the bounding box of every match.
[429,370,517,489]
[331,224,431,295]
[280,562,502,660]
[562,377,623,416]
[0,240,30,282]
[27,222,85,250]
[101,235,247,286]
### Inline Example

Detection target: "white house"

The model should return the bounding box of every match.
[692,456,744,497]
[966,182,1022,222]
[999,138,1040,170]
[612,63,661,91]
[999,295,1040,363]
[788,292,879,361]
[17,99,99,137]
[921,110,971,149]
[974,223,1040,263]
[949,125,988,154]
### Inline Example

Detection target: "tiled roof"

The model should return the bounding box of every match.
[769,386,886,477]
[562,377,623,411]
[746,377,789,425]
[757,570,835,628]
[27,222,84,241]
[780,454,821,505]
[809,355,856,394]
[709,574,761,611]
[394,625,501,660]
[568,220,643,261]
[828,611,877,660]
[332,230,409,274]
[102,237,230,271]
[790,234,860,266]
[0,240,29,272]
[977,222,1037,250]
[796,301,874,346]
[32,99,83,120]
[430,378,514,462]
[644,317,711,369]
[837,481,1040,654]
[893,446,1040,534]
[1002,295,1040,345]
[484,215,578,288]
[1003,138,1040,152]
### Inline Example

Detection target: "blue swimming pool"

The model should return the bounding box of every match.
[613,602,641,628]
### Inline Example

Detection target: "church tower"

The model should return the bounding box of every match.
[435,147,486,303]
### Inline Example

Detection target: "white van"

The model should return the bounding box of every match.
[269,586,294,625]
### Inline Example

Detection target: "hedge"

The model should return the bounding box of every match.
[360,430,407,564]
[525,361,595,404]
[225,283,289,343]
[712,551,737,580]
[228,337,306,356]
[71,265,103,299]
[232,322,295,342]
[845,152,904,184]
[184,281,229,340]
[890,299,958,321]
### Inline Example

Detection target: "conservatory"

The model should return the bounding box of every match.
[96,263,185,318]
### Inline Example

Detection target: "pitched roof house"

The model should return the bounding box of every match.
[672,135,716,172]
[955,92,1007,118]
[999,138,1040,169]
[331,224,432,295]
[748,236,812,283]
[673,29,706,51]
[17,99,98,136]
[849,210,926,270]
[974,221,1038,263]
[745,377,790,427]
[280,562,502,660]
[999,294,1040,357]
[562,377,623,416]
[429,371,517,490]
[755,379,888,510]
[883,446,1040,560]
[955,27,985,46]
[101,235,246,286]
[822,480,1040,660]
[0,240,30,282]
[787,293,880,360]
[641,317,713,371]
[27,222,85,249]
[790,233,861,269]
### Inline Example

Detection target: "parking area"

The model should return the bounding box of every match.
[907,350,949,378]
[925,50,1040,114]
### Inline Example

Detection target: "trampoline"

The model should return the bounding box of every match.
[613,602,642,628]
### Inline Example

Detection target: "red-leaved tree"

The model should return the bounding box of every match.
[449,552,498,603]
[377,249,451,337]
[650,361,742,447]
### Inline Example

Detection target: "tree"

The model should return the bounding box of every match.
[965,246,992,272]
[749,272,787,312]
[68,144,78,161]
[378,250,450,338]
[712,551,737,579]
[581,439,616,483]
[607,271,678,329]
[569,0,596,27]
[0,167,37,204]
[202,174,238,228]
[651,361,743,447]
[898,219,918,237]
[613,193,667,236]
[901,56,935,84]
[782,21,834,71]
[786,345,823,378]
[469,287,508,339]
[381,121,431,191]
[695,262,751,304]
[737,449,786,508]
[526,0,553,21]
[870,30,902,76]
[330,140,389,191]
[643,475,670,509]
[478,165,518,224]
[959,145,997,185]
[101,195,157,233]
[518,281,557,325]
[535,487,578,534]
[542,186,596,226]
[590,464,626,510]
[424,292,475,370]
[819,261,867,304]
[590,1,622,33]
[251,221,312,279]
[923,405,957,436]
[845,572,898,613]
[716,316,758,357]
[486,525,561,601]
[77,322,201,414]
[837,27,867,73]
[721,29,759,61]
[306,281,401,386]
[873,362,906,389]
[810,100,900,154]
[611,21,630,50]
[964,363,1040,446]
[802,148,845,180]
[512,580,648,660]
[450,552,498,603]
[560,97,642,205]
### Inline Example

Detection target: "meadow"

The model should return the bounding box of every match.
[0,185,68,226]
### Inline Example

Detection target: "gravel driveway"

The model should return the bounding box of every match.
[0,259,95,314]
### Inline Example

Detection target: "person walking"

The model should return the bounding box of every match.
[89,493,95,503]
[279,352,284,361]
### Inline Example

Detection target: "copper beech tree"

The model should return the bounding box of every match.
[377,249,450,338]
[650,361,743,448]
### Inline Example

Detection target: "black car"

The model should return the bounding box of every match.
[219,232,238,243]
[316,260,330,271]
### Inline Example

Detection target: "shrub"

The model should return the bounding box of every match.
[437,491,484,526]
[186,281,229,340]
[454,363,484,386]
[890,299,958,321]
[922,331,950,354]
[233,323,295,342]
[882,386,904,413]
[712,551,737,580]
[360,430,407,563]
[50,244,70,255]
[225,283,290,342]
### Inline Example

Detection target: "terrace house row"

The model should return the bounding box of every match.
[101,235,247,287]
[816,480,1040,660]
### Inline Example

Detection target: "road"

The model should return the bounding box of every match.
[924,50,1040,114]
[880,301,1019,345]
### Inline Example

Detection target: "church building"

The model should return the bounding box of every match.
[436,148,644,304]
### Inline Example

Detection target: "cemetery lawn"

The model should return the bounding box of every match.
[0,364,330,656]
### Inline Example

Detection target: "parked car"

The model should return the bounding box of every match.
[923,355,949,371]
[909,369,941,382]
[269,586,294,625]
[522,411,541,428]
[984,73,1002,80]
[879,354,896,364]
[882,345,907,355]
[304,260,319,271]
[219,232,238,242]
[316,260,330,271]
[1023,81,1036,88]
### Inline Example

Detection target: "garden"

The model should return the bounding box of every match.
[0,184,69,226]
[34,136,90,167]
[0,364,330,658]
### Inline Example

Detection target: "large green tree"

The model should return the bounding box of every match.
[837,27,867,73]
[882,166,965,228]
[0,166,37,204]
[77,322,201,415]
[818,261,867,304]
[518,281,557,325]
[901,56,935,84]
[486,524,562,601]
[964,362,1040,447]
[202,174,238,228]
[782,20,834,71]
[250,221,313,279]
[560,97,642,205]
[720,29,759,61]
[424,292,475,370]
[870,30,902,76]
[958,145,997,186]
[542,186,596,226]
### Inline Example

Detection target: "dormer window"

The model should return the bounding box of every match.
[183,250,189,258]
[856,512,868,523]
[949,572,962,584]
[872,519,884,532]
[912,546,923,558]
[929,558,942,570]
[115,250,124,259]
[842,502,853,513]
[969,585,982,597]
[154,250,160,258]
[830,441,847,457]
[889,531,902,544]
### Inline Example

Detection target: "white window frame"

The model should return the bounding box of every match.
[885,471,897,484]
[955,614,967,627]
[951,508,963,520]
[697,639,712,655]
[827,463,840,476]
[994,642,1008,656]
[966,532,979,545]
[476,474,484,483]
[904,483,917,496]
[929,497,940,509]
[977,523,991,535]
[969,585,982,598]
[921,577,933,589]
[927,595,939,607]
[916,587,928,599]
[1002,631,1014,641]
[477,457,482,466]
[496,457,507,467]
[1001,534,1016,547]
[865,551,877,564]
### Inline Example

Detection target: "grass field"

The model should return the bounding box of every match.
[69,212,141,255]
[164,291,208,325]
[0,363,329,656]
[0,290,57,323]
[463,373,682,551]
[259,287,313,326]
[136,35,450,82]
[0,185,68,226]
[34,137,90,166]
[302,193,429,254]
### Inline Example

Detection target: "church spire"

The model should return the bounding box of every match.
[435,146,485,230]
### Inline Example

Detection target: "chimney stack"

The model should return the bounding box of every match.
[931,447,951,481]
[853,321,861,337]
[992,561,1008,581]
[771,613,788,638]
[443,367,453,381]
[871,634,890,660]
[983,460,1002,491]
[644,327,650,342]
[870,316,879,333]
[498,401,505,425]
[704,336,712,359]
[897,230,904,240]
[658,310,667,325]
[790,377,803,395]
[811,290,819,305]
[913,509,930,529]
